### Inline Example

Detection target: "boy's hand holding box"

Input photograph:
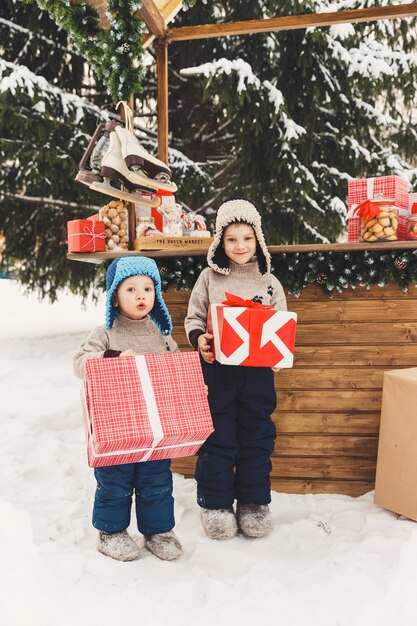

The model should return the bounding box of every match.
[207,292,297,368]
[82,351,214,468]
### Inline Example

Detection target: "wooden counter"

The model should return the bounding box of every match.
[68,241,417,496]
[166,278,417,497]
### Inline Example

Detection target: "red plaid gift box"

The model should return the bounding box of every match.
[347,217,361,242]
[347,175,409,210]
[347,176,409,242]
[82,352,214,468]
[67,215,106,252]
[207,293,297,368]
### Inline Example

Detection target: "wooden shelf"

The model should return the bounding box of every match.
[268,241,417,254]
[67,240,417,264]
[67,247,212,264]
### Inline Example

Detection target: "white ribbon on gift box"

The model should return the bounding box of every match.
[83,355,206,461]
[68,220,106,251]
[134,355,164,461]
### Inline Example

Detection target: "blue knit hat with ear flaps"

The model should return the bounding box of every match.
[105,256,172,334]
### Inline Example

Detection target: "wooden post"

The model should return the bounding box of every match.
[156,38,169,164]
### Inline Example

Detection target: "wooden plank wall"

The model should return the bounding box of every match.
[166,282,417,496]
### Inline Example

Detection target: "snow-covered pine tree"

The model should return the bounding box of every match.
[167,0,417,243]
[0,0,112,298]
[0,1,212,298]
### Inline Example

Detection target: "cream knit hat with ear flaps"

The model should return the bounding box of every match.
[207,199,271,275]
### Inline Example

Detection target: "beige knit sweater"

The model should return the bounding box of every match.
[73,314,179,379]
[184,259,287,348]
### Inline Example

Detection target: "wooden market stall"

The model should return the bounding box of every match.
[68,3,417,496]
[69,241,417,496]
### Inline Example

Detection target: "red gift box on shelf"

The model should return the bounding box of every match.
[348,175,409,210]
[207,293,297,368]
[67,215,106,252]
[347,176,409,242]
[82,352,214,468]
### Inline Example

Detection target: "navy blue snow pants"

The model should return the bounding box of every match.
[196,359,277,509]
[93,459,174,535]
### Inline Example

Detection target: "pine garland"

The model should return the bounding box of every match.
[154,249,417,295]
[25,0,196,102]
[25,0,143,102]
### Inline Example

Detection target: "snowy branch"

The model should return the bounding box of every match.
[0,59,105,124]
[302,221,330,243]
[2,192,100,213]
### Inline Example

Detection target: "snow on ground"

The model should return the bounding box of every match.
[1,278,417,626]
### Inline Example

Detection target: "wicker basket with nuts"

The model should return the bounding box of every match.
[358,200,398,242]
[99,201,129,250]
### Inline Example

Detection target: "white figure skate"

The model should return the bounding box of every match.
[115,125,177,193]
[76,124,161,207]
[75,120,118,189]
[91,131,163,202]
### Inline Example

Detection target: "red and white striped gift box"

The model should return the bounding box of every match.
[347,175,409,210]
[82,352,214,468]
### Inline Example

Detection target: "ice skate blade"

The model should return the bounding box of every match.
[90,180,161,207]
[75,169,100,188]
[126,155,172,181]
[105,164,177,194]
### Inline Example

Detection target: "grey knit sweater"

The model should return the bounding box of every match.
[73,314,179,379]
[184,260,287,349]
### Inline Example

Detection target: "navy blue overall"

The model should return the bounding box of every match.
[93,460,174,535]
[196,359,277,509]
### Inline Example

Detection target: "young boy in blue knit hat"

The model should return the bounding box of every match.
[74,256,183,562]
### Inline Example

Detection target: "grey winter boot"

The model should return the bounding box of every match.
[236,503,272,538]
[144,531,183,561]
[200,507,238,540]
[97,530,140,561]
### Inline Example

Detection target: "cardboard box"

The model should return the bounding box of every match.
[207,293,297,368]
[67,215,106,252]
[374,367,417,520]
[82,352,214,467]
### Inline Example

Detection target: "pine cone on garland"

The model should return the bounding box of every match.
[394,257,408,271]
[316,273,327,285]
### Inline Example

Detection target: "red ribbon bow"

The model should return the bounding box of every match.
[355,199,390,225]
[222,292,272,310]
